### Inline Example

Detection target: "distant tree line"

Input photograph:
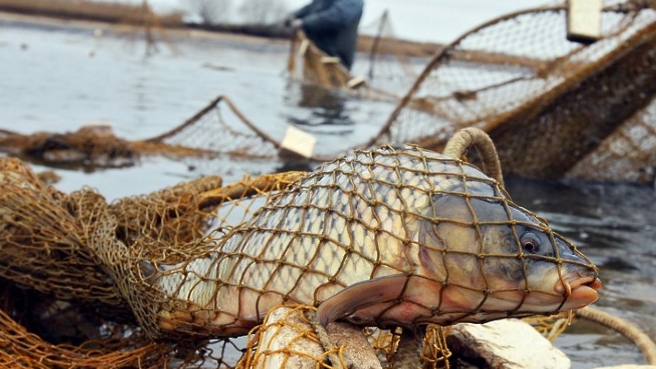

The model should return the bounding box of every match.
[187,0,289,25]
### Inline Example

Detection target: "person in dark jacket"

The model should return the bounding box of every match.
[286,0,364,70]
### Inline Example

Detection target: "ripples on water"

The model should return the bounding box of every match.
[2,15,655,368]
[506,178,656,367]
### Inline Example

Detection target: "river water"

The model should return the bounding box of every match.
[1,14,655,368]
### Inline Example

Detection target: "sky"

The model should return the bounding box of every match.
[101,0,550,43]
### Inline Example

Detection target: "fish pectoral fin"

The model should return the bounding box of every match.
[316,274,409,327]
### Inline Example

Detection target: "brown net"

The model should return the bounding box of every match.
[140,95,282,161]
[0,95,282,170]
[0,125,138,169]
[523,312,572,342]
[287,30,359,89]
[0,128,601,367]
[566,95,656,183]
[356,9,424,84]
[0,158,121,308]
[285,29,403,104]
[0,296,173,369]
[0,156,309,368]
[368,2,656,182]
[130,141,598,337]
[2,2,656,183]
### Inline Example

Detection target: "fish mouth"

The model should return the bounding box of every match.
[556,276,602,310]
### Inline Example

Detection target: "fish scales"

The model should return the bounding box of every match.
[149,145,599,337]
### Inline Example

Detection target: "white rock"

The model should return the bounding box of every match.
[448,319,571,369]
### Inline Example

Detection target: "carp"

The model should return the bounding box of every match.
[145,145,600,337]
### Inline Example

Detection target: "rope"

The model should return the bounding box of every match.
[577,307,656,365]
[443,127,505,186]
[196,171,306,210]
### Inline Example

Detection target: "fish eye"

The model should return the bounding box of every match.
[520,232,541,254]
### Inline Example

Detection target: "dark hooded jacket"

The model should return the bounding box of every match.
[294,0,364,70]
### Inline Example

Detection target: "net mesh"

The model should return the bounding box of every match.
[0,157,303,368]
[368,2,656,182]
[0,125,138,169]
[287,30,357,89]
[0,95,282,171]
[356,9,423,87]
[0,127,599,367]
[3,2,655,182]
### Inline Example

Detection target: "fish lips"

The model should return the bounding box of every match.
[551,237,601,309]
[556,274,602,310]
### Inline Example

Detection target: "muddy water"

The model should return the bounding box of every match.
[2,15,655,368]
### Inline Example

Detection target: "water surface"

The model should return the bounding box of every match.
[1,15,655,368]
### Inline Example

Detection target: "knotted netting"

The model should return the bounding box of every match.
[125,141,596,340]
[0,95,282,170]
[141,95,282,161]
[0,128,603,367]
[0,155,306,367]
[566,94,656,183]
[4,2,656,183]
[0,125,139,169]
[139,1,656,185]
[368,1,656,182]
[287,30,357,89]
[0,158,121,308]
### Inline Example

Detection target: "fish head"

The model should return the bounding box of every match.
[316,179,600,328]
[416,181,600,322]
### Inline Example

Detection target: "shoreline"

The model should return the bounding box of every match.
[0,11,292,48]
[0,3,443,58]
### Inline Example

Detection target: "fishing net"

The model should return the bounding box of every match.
[566,96,656,183]
[369,1,656,182]
[238,306,452,369]
[0,127,602,368]
[356,9,425,85]
[0,156,304,368]
[0,95,282,170]
[185,0,656,184]
[287,30,360,89]
[141,95,282,161]
[0,125,138,168]
[4,1,656,183]
[286,29,403,105]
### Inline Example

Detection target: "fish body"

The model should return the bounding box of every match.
[149,145,599,337]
